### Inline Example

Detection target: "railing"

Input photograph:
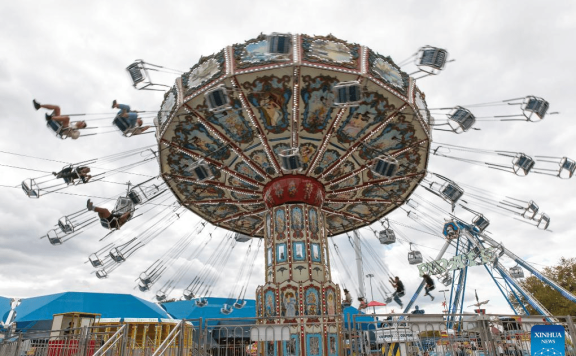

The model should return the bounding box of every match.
[2,314,576,356]
[93,324,127,356]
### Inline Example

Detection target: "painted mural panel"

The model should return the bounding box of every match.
[197,204,239,219]
[304,287,320,316]
[313,149,340,175]
[300,75,339,134]
[283,335,299,356]
[306,333,323,356]
[302,34,360,69]
[234,34,292,70]
[175,181,225,201]
[182,52,224,93]
[358,118,417,161]
[291,206,304,237]
[292,242,305,261]
[204,101,254,144]
[280,287,298,318]
[328,333,338,356]
[173,121,231,161]
[369,50,409,96]
[243,75,292,134]
[264,289,276,317]
[249,149,275,176]
[335,91,396,144]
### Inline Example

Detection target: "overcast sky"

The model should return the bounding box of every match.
[1,1,575,317]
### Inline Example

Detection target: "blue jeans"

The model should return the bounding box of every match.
[393,291,404,306]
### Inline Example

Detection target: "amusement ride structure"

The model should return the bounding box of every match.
[14,33,576,355]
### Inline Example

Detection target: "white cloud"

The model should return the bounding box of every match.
[0,0,575,318]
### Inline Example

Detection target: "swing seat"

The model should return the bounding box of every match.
[333,81,362,107]
[126,62,146,86]
[100,216,126,230]
[233,300,247,309]
[183,289,194,300]
[472,215,490,232]
[267,33,291,54]
[46,119,72,139]
[21,179,40,198]
[440,182,464,203]
[138,281,150,292]
[522,200,539,219]
[512,154,535,176]
[448,106,476,133]
[114,197,134,215]
[536,213,550,230]
[109,247,126,263]
[139,272,152,285]
[195,298,208,307]
[371,156,398,178]
[188,161,214,181]
[113,116,138,137]
[96,270,108,279]
[88,254,103,268]
[559,157,576,179]
[128,190,143,205]
[220,304,233,315]
[205,85,231,112]
[46,230,64,246]
[58,217,74,234]
[418,47,448,70]
[155,291,167,302]
[234,233,252,242]
[279,148,303,171]
[523,96,549,120]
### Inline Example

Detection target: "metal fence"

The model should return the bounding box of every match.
[2,314,575,356]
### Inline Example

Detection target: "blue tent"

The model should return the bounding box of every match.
[14,292,169,329]
[0,296,12,328]
[342,306,378,330]
[161,297,256,327]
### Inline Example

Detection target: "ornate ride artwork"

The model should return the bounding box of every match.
[184,55,224,92]
[157,33,431,237]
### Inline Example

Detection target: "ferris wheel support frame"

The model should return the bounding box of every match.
[478,232,576,304]
[446,237,471,330]
[465,231,557,322]
[480,262,531,315]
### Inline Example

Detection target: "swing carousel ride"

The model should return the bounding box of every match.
[16,33,576,353]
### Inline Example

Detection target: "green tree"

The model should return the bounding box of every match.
[509,257,576,316]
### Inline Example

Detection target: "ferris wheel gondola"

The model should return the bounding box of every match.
[377,219,396,245]
[407,243,423,265]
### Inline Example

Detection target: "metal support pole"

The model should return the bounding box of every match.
[479,232,576,303]
[366,273,375,313]
[120,323,129,356]
[14,332,22,356]
[353,230,365,299]
[178,321,185,356]
[403,239,452,313]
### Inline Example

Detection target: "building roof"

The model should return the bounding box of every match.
[161,298,256,324]
[14,292,169,322]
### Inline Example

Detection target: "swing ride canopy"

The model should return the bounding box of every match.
[156,33,432,237]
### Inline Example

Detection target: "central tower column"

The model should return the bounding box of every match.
[256,175,342,356]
